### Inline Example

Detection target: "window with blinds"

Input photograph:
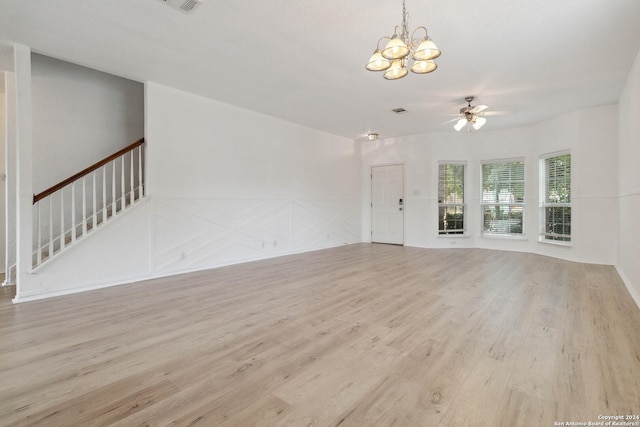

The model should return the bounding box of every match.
[481,159,525,235]
[438,163,465,235]
[540,152,571,242]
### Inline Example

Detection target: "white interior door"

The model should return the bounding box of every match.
[371,164,404,245]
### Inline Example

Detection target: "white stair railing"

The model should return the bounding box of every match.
[32,138,145,269]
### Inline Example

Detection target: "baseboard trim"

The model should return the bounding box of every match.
[18,243,637,312]
[12,242,362,304]
[12,275,149,304]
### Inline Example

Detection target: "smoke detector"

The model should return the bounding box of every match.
[158,0,203,14]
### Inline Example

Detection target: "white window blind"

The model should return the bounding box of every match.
[438,163,465,234]
[481,159,525,235]
[540,152,571,242]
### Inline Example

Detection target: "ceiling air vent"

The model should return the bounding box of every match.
[158,0,203,14]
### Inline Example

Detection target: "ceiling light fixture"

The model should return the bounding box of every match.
[454,97,488,131]
[365,0,441,80]
[367,132,379,141]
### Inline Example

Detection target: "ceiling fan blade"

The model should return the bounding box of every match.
[481,110,510,116]
[441,117,462,125]
[470,105,489,113]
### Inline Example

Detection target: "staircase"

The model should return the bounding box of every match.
[32,138,146,269]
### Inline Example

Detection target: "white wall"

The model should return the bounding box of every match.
[3,70,16,285]
[14,51,633,302]
[0,45,15,283]
[14,81,362,301]
[617,47,640,307]
[14,44,35,297]
[145,83,362,276]
[15,200,152,299]
[361,104,619,265]
[0,76,6,273]
[30,54,144,193]
[534,105,619,264]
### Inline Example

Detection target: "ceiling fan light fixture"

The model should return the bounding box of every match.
[384,60,409,80]
[410,59,437,74]
[454,118,467,132]
[366,49,392,71]
[472,117,487,130]
[412,38,441,61]
[452,96,492,131]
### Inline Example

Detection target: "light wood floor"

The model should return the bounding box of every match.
[1,244,639,426]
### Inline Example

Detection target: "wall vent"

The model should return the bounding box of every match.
[158,0,203,14]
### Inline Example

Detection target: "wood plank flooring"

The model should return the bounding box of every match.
[1,244,639,426]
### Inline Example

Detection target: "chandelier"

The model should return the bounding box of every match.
[365,0,441,80]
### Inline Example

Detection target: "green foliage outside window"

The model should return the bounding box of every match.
[481,160,525,235]
[438,164,465,234]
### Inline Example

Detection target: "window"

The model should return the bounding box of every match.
[481,159,525,235]
[540,152,571,243]
[438,163,465,235]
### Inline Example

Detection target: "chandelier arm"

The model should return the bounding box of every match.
[376,36,392,50]
[410,26,429,45]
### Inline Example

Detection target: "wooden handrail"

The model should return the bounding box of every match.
[33,138,145,204]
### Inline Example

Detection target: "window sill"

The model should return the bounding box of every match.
[481,233,527,241]
[437,233,471,239]
[538,238,572,247]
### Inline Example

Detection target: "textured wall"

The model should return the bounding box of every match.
[361,104,619,266]
[618,47,640,308]
[15,81,362,301]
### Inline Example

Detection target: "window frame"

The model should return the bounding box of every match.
[539,150,572,245]
[480,158,526,238]
[437,161,467,236]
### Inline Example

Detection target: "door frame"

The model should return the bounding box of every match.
[370,163,405,245]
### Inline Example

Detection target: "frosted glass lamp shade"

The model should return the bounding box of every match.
[410,59,437,74]
[366,49,392,71]
[413,38,441,61]
[383,60,409,80]
[382,36,410,60]
[473,117,487,130]
[454,118,467,131]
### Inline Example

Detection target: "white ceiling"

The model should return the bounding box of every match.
[1,0,639,140]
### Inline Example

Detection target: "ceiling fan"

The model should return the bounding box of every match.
[455,97,487,131]
[446,96,505,131]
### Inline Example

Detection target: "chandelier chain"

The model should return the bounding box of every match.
[400,0,409,43]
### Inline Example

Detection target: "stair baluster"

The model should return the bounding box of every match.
[32,138,145,269]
